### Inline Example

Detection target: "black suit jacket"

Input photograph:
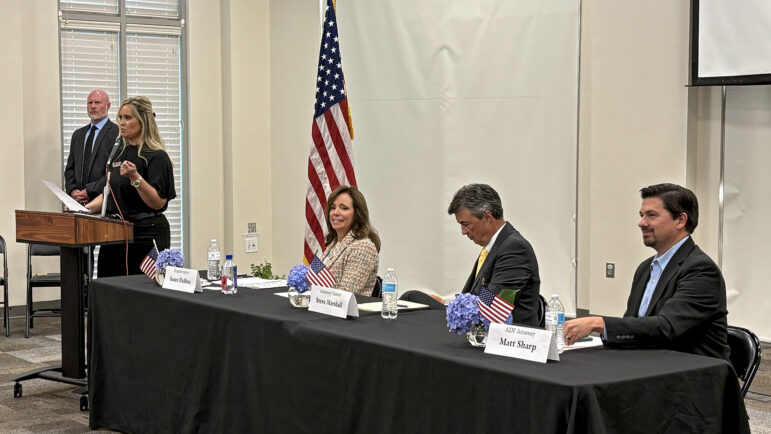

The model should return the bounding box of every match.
[604,237,730,360]
[462,222,541,326]
[64,120,119,199]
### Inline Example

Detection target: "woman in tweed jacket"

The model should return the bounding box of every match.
[321,186,381,296]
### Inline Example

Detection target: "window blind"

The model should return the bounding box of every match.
[59,0,186,268]
[127,32,184,250]
[60,0,119,14]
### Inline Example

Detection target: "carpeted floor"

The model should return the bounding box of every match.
[1,313,770,433]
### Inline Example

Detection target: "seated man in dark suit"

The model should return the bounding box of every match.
[403,184,541,326]
[564,183,729,360]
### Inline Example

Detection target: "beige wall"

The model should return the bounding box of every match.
[186,0,273,271]
[0,0,724,316]
[1,0,63,306]
[0,0,274,307]
[576,0,717,316]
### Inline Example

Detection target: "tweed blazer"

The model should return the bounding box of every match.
[322,232,379,296]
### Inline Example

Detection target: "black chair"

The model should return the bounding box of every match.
[25,244,62,338]
[727,325,762,398]
[1,235,9,337]
[371,276,382,298]
[537,294,546,328]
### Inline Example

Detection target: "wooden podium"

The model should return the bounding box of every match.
[14,210,132,390]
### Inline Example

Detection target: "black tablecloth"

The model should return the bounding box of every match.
[89,275,750,433]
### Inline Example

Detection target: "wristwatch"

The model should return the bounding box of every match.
[131,177,142,188]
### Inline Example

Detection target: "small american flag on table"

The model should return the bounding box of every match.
[478,286,514,324]
[306,254,336,287]
[140,246,158,279]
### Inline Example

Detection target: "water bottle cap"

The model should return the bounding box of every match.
[226,254,233,260]
[551,293,559,298]
[211,239,216,242]
[386,267,394,272]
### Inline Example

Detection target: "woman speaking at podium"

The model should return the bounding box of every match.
[85,96,176,277]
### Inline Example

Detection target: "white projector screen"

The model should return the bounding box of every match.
[722,86,771,341]
[691,0,771,85]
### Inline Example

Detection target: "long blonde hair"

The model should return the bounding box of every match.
[119,96,166,161]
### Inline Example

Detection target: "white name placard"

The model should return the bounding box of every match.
[307,285,358,319]
[162,267,203,294]
[484,323,559,363]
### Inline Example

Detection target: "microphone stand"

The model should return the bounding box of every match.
[101,137,122,217]
[100,169,111,217]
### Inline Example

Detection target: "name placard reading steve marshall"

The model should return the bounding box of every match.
[484,323,559,363]
[307,285,358,319]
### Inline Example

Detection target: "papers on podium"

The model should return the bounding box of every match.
[43,180,89,213]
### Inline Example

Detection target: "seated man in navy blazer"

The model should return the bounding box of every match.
[450,183,541,326]
[564,183,729,360]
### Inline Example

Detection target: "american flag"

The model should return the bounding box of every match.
[478,286,514,324]
[306,254,337,288]
[140,246,158,279]
[303,0,357,265]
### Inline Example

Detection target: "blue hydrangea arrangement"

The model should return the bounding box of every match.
[446,293,481,335]
[155,248,184,273]
[287,265,311,293]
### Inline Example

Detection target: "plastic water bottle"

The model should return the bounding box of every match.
[221,254,237,295]
[207,239,221,281]
[545,293,565,353]
[381,268,398,319]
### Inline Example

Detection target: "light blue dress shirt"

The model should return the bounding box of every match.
[85,117,110,152]
[637,235,690,317]
[601,235,690,340]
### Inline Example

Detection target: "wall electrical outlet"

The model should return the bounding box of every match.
[605,262,615,278]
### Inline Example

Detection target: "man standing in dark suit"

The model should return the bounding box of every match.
[564,183,729,360]
[449,183,541,326]
[64,89,119,205]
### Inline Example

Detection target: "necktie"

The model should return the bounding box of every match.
[476,248,488,277]
[82,125,97,185]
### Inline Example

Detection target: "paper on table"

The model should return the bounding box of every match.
[357,300,430,313]
[563,335,604,351]
[237,277,287,290]
[43,179,89,213]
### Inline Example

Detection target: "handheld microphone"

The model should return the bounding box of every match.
[101,136,123,217]
[105,136,123,167]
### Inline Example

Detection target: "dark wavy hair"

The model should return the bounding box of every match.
[640,183,699,233]
[324,185,381,252]
[447,183,504,219]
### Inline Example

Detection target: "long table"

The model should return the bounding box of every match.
[89,275,750,433]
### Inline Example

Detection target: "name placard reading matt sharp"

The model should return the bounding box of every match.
[484,323,559,363]
[307,285,358,319]
[162,267,203,294]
